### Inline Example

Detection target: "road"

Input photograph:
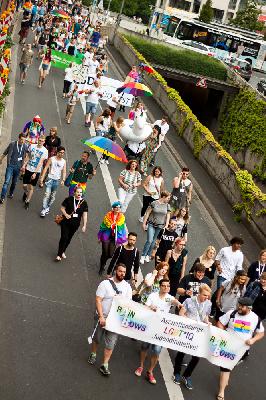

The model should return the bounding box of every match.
[0,28,264,400]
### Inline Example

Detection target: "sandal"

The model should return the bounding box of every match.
[217,395,224,400]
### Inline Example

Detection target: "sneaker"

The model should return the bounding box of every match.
[105,160,109,165]
[100,159,105,164]
[8,194,13,199]
[145,255,150,263]
[146,371,156,384]
[0,198,4,204]
[134,367,143,377]
[22,192,27,202]
[138,216,144,223]
[182,376,193,390]
[45,207,50,215]
[61,253,67,259]
[40,209,46,217]
[99,365,111,376]
[140,256,145,265]
[87,353,96,365]
[24,201,29,210]
[173,373,181,385]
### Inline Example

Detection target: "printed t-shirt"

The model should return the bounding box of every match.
[120,169,141,194]
[178,274,211,303]
[156,228,178,259]
[26,145,48,173]
[215,246,243,280]
[220,310,264,345]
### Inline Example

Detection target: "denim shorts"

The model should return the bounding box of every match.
[86,102,97,115]
[141,342,162,355]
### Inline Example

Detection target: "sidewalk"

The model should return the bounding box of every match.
[107,43,261,263]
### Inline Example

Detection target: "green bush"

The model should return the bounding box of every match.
[220,89,266,179]
[124,34,228,81]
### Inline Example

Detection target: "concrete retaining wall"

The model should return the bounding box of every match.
[106,28,266,245]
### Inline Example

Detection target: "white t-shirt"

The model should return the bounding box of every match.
[146,292,175,313]
[27,144,48,173]
[96,278,132,317]
[85,59,99,75]
[83,51,94,65]
[216,246,244,280]
[220,310,264,344]
[86,87,102,104]
[127,141,146,154]
[64,67,73,82]
[48,156,66,180]
[153,119,169,137]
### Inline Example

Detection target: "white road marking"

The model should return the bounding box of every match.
[86,104,184,400]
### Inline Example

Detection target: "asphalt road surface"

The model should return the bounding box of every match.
[0,30,264,400]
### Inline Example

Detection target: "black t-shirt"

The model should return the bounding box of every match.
[107,246,140,281]
[248,261,266,284]
[39,33,49,45]
[178,274,211,303]
[190,258,216,280]
[156,228,178,260]
[252,286,266,320]
[61,196,88,227]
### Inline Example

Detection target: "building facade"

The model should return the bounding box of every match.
[153,0,266,24]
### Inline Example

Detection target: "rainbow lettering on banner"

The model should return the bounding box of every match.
[116,305,147,332]
[209,335,237,361]
[233,320,251,333]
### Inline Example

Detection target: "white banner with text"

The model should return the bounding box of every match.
[105,297,248,370]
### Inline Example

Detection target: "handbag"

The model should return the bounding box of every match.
[54,214,64,225]
[64,160,79,187]
[54,199,84,225]
[132,279,145,303]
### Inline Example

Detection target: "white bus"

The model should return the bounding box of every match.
[164,18,266,71]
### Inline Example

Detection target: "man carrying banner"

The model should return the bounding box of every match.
[216,297,264,400]
[173,284,212,390]
[135,279,183,384]
[87,264,132,376]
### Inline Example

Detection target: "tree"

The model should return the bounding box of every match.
[199,0,214,24]
[103,0,156,24]
[231,0,264,31]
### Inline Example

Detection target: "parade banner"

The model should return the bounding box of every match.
[105,297,248,370]
[72,66,134,107]
[51,49,83,69]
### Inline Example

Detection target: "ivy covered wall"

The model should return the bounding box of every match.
[220,89,266,183]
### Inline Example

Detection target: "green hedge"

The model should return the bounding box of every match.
[124,35,228,82]
[220,89,266,182]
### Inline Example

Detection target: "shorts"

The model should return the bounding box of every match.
[86,102,97,115]
[141,342,162,355]
[19,63,29,73]
[41,63,49,71]
[93,320,118,350]
[66,104,75,114]
[23,170,40,186]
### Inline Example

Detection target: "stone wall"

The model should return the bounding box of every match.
[106,28,266,245]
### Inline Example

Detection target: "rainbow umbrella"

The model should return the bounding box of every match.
[81,137,128,164]
[139,63,155,74]
[116,82,153,97]
[51,9,70,19]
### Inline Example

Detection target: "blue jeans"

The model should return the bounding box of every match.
[142,224,161,257]
[42,179,59,210]
[1,165,21,199]
[217,275,227,289]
